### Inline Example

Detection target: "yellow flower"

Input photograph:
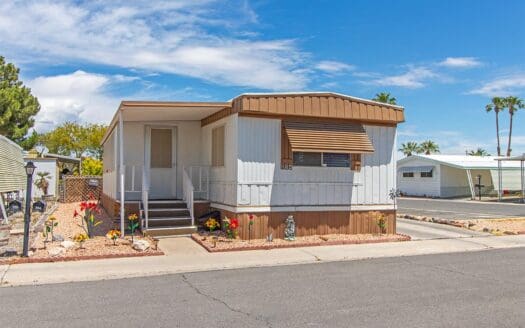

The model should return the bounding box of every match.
[73,233,88,242]
[128,213,138,221]
[48,216,57,221]
[106,229,121,240]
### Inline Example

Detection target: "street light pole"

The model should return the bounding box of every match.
[22,161,36,257]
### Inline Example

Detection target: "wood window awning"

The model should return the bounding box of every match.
[282,121,375,154]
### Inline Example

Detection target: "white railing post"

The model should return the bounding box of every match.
[142,166,149,230]
[183,167,195,226]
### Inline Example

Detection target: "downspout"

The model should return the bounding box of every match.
[119,110,125,236]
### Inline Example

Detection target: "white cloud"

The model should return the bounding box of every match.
[28,71,120,132]
[367,67,437,88]
[0,1,310,90]
[438,57,482,68]
[315,60,354,74]
[469,74,525,96]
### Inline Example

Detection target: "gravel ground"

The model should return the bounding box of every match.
[467,218,525,234]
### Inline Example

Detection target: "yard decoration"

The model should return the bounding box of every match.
[223,217,239,239]
[73,233,88,249]
[42,216,58,243]
[284,215,296,241]
[34,171,51,196]
[127,213,139,242]
[106,229,121,245]
[73,200,102,238]
[248,214,254,241]
[205,218,219,233]
[376,214,387,235]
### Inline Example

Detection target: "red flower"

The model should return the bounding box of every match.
[79,202,87,211]
[73,209,79,217]
[229,218,239,230]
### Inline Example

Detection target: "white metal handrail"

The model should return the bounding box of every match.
[141,166,149,230]
[182,167,195,225]
[188,166,210,200]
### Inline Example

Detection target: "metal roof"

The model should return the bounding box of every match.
[397,155,522,170]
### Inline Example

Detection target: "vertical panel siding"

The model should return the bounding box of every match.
[237,117,397,206]
[397,158,441,197]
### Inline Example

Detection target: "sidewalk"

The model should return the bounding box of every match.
[2,233,525,287]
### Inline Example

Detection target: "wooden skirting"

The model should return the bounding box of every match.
[213,208,396,240]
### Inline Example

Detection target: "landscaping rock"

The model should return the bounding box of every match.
[48,247,65,257]
[483,227,490,232]
[60,240,75,249]
[0,247,17,257]
[132,239,150,251]
[53,234,64,242]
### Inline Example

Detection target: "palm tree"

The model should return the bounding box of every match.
[399,142,420,157]
[485,97,505,156]
[419,140,440,155]
[504,96,524,156]
[372,92,397,105]
[467,148,490,156]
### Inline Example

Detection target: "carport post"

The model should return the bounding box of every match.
[119,110,125,236]
[466,169,475,200]
[521,159,524,203]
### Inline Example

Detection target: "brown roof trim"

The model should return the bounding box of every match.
[202,93,404,126]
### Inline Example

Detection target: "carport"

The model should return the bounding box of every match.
[495,154,525,203]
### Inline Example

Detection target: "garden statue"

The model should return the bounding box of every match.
[284,215,296,241]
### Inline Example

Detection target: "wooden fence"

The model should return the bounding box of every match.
[60,176,102,203]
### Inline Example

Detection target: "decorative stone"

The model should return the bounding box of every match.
[7,200,22,214]
[52,234,64,242]
[60,240,75,249]
[28,251,34,257]
[284,215,296,241]
[132,239,150,251]
[0,247,17,257]
[48,247,65,257]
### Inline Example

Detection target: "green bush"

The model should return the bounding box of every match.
[81,157,103,176]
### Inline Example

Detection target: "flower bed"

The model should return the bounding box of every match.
[0,201,163,265]
[192,231,411,252]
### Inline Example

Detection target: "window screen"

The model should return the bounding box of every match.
[421,171,433,178]
[402,172,414,178]
[322,153,350,167]
[293,152,322,166]
[211,126,225,167]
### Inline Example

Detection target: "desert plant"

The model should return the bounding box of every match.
[372,92,397,105]
[34,171,51,195]
[376,215,387,235]
[128,213,139,242]
[248,214,255,241]
[73,200,102,238]
[106,229,121,246]
[485,97,505,156]
[399,142,420,157]
[504,96,524,156]
[419,140,440,155]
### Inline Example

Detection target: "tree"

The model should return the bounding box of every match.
[40,122,107,159]
[399,142,420,157]
[485,97,505,156]
[419,140,440,155]
[372,92,397,105]
[504,96,524,157]
[467,148,490,156]
[34,171,51,195]
[81,157,103,176]
[0,56,40,147]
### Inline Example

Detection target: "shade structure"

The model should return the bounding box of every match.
[398,166,435,173]
[282,121,375,154]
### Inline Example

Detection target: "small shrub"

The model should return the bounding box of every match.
[376,215,387,235]
[106,229,121,245]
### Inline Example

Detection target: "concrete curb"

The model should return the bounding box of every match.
[0,250,164,265]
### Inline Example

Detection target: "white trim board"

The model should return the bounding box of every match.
[210,203,395,213]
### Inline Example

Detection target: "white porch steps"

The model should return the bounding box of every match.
[141,200,197,237]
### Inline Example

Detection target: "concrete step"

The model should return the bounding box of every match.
[146,217,192,228]
[145,208,190,218]
[144,225,197,237]
[147,200,186,209]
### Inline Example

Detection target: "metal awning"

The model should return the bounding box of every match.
[398,166,434,173]
[283,121,374,154]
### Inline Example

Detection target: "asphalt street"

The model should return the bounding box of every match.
[398,197,525,220]
[1,248,524,328]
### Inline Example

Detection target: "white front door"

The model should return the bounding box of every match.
[146,126,177,199]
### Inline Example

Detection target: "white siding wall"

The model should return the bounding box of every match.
[236,117,397,206]
[490,169,523,191]
[440,167,494,197]
[102,128,117,198]
[397,158,441,197]
[201,115,238,205]
[114,121,202,200]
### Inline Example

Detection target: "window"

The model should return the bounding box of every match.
[292,152,350,168]
[421,171,433,178]
[211,126,225,167]
[293,152,321,166]
[403,172,414,178]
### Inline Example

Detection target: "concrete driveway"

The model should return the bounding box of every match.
[398,197,525,220]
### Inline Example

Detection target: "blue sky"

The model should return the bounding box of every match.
[1,0,524,155]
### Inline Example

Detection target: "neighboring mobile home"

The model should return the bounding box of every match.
[0,135,26,221]
[101,92,405,238]
[397,155,522,199]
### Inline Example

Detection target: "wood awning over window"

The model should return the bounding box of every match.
[282,121,375,154]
